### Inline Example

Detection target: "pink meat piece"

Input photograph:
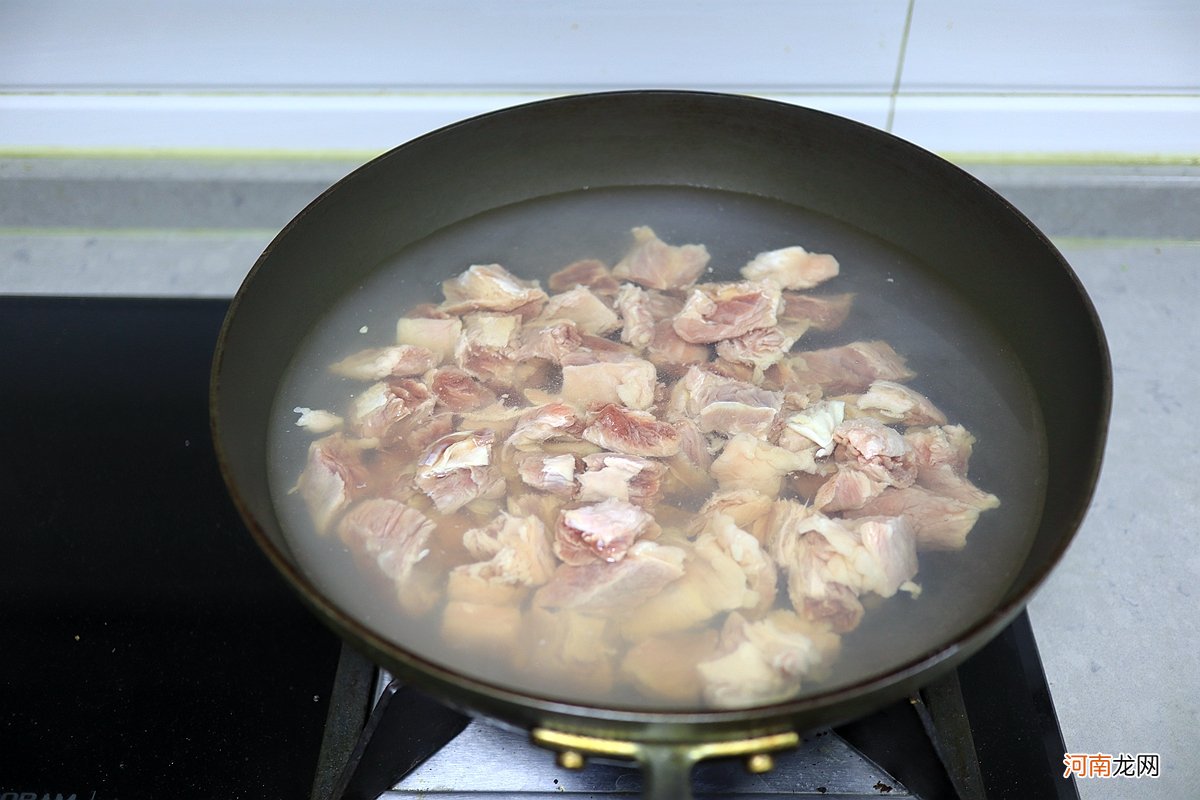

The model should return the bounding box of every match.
[858,380,948,427]
[768,502,917,632]
[698,401,778,438]
[715,326,799,371]
[533,540,687,614]
[577,452,666,506]
[453,312,524,385]
[414,429,505,513]
[441,263,548,317]
[547,258,621,295]
[560,358,658,411]
[516,452,579,497]
[553,498,661,565]
[296,433,372,533]
[458,512,557,587]
[740,246,839,290]
[672,281,782,344]
[668,365,782,418]
[515,320,584,364]
[329,345,436,381]
[395,317,462,364]
[582,403,682,457]
[832,418,917,488]
[348,378,435,443]
[843,486,985,550]
[671,415,713,470]
[813,467,887,513]
[535,285,621,335]
[429,366,498,412]
[337,498,434,584]
[904,425,1000,510]
[646,319,709,374]
[505,403,585,451]
[786,341,915,394]
[693,512,778,616]
[710,434,822,497]
[779,292,855,331]
[612,226,710,290]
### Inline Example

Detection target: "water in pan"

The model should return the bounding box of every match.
[267,185,1047,711]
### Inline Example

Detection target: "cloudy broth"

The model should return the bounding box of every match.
[267,185,1046,710]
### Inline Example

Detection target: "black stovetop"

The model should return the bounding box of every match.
[0,297,1078,800]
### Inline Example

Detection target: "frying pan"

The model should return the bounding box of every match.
[210,91,1110,798]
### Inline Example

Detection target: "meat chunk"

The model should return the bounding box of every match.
[577,453,665,506]
[672,281,782,344]
[710,433,820,496]
[428,366,498,412]
[715,326,800,372]
[858,380,948,427]
[698,401,778,438]
[329,345,436,381]
[533,541,687,615]
[516,452,578,497]
[505,403,584,451]
[813,467,886,513]
[515,607,619,697]
[414,429,505,513]
[441,263,548,316]
[453,312,528,385]
[395,317,463,364]
[553,498,661,566]
[779,292,854,331]
[786,341,915,394]
[905,425,1001,510]
[515,320,583,364]
[832,418,917,488]
[296,433,372,533]
[457,512,557,587]
[669,365,782,418]
[614,283,656,349]
[337,498,436,614]
[441,601,523,652]
[547,258,621,295]
[293,407,343,434]
[778,399,845,457]
[349,378,434,443]
[535,285,621,335]
[698,489,775,540]
[692,512,778,616]
[769,502,918,631]
[696,611,841,709]
[612,225,709,290]
[844,486,984,550]
[582,404,682,457]
[560,358,657,411]
[646,319,709,374]
[740,246,840,290]
[620,630,719,704]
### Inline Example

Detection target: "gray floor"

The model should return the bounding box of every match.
[2,157,1197,797]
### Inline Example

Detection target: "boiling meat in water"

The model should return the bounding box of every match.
[289,226,1000,709]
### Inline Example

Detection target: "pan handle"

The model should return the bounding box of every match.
[531,727,799,799]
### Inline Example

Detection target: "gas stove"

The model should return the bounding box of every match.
[0,296,1079,800]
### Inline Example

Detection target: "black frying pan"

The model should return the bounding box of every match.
[210,91,1109,798]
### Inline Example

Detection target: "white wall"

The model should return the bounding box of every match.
[1,1,1197,156]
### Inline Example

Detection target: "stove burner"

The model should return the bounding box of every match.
[315,614,1078,800]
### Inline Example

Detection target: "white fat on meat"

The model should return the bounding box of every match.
[740,246,840,290]
[395,316,463,365]
[505,403,584,452]
[440,263,548,316]
[672,281,782,344]
[515,320,584,364]
[858,380,948,427]
[577,453,664,506]
[455,512,557,588]
[669,365,783,418]
[710,433,820,496]
[535,285,620,335]
[414,429,506,513]
[833,418,917,488]
[612,225,710,291]
[698,401,778,438]
[515,452,578,497]
[553,498,661,566]
[715,326,801,373]
[329,345,436,381]
[696,611,841,709]
[349,379,434,443]
[783,399,845,457]
[560,358,658,411]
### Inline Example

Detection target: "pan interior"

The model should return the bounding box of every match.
[266,183,1046,712]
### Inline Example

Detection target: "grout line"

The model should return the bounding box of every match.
[886,0,917,132]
